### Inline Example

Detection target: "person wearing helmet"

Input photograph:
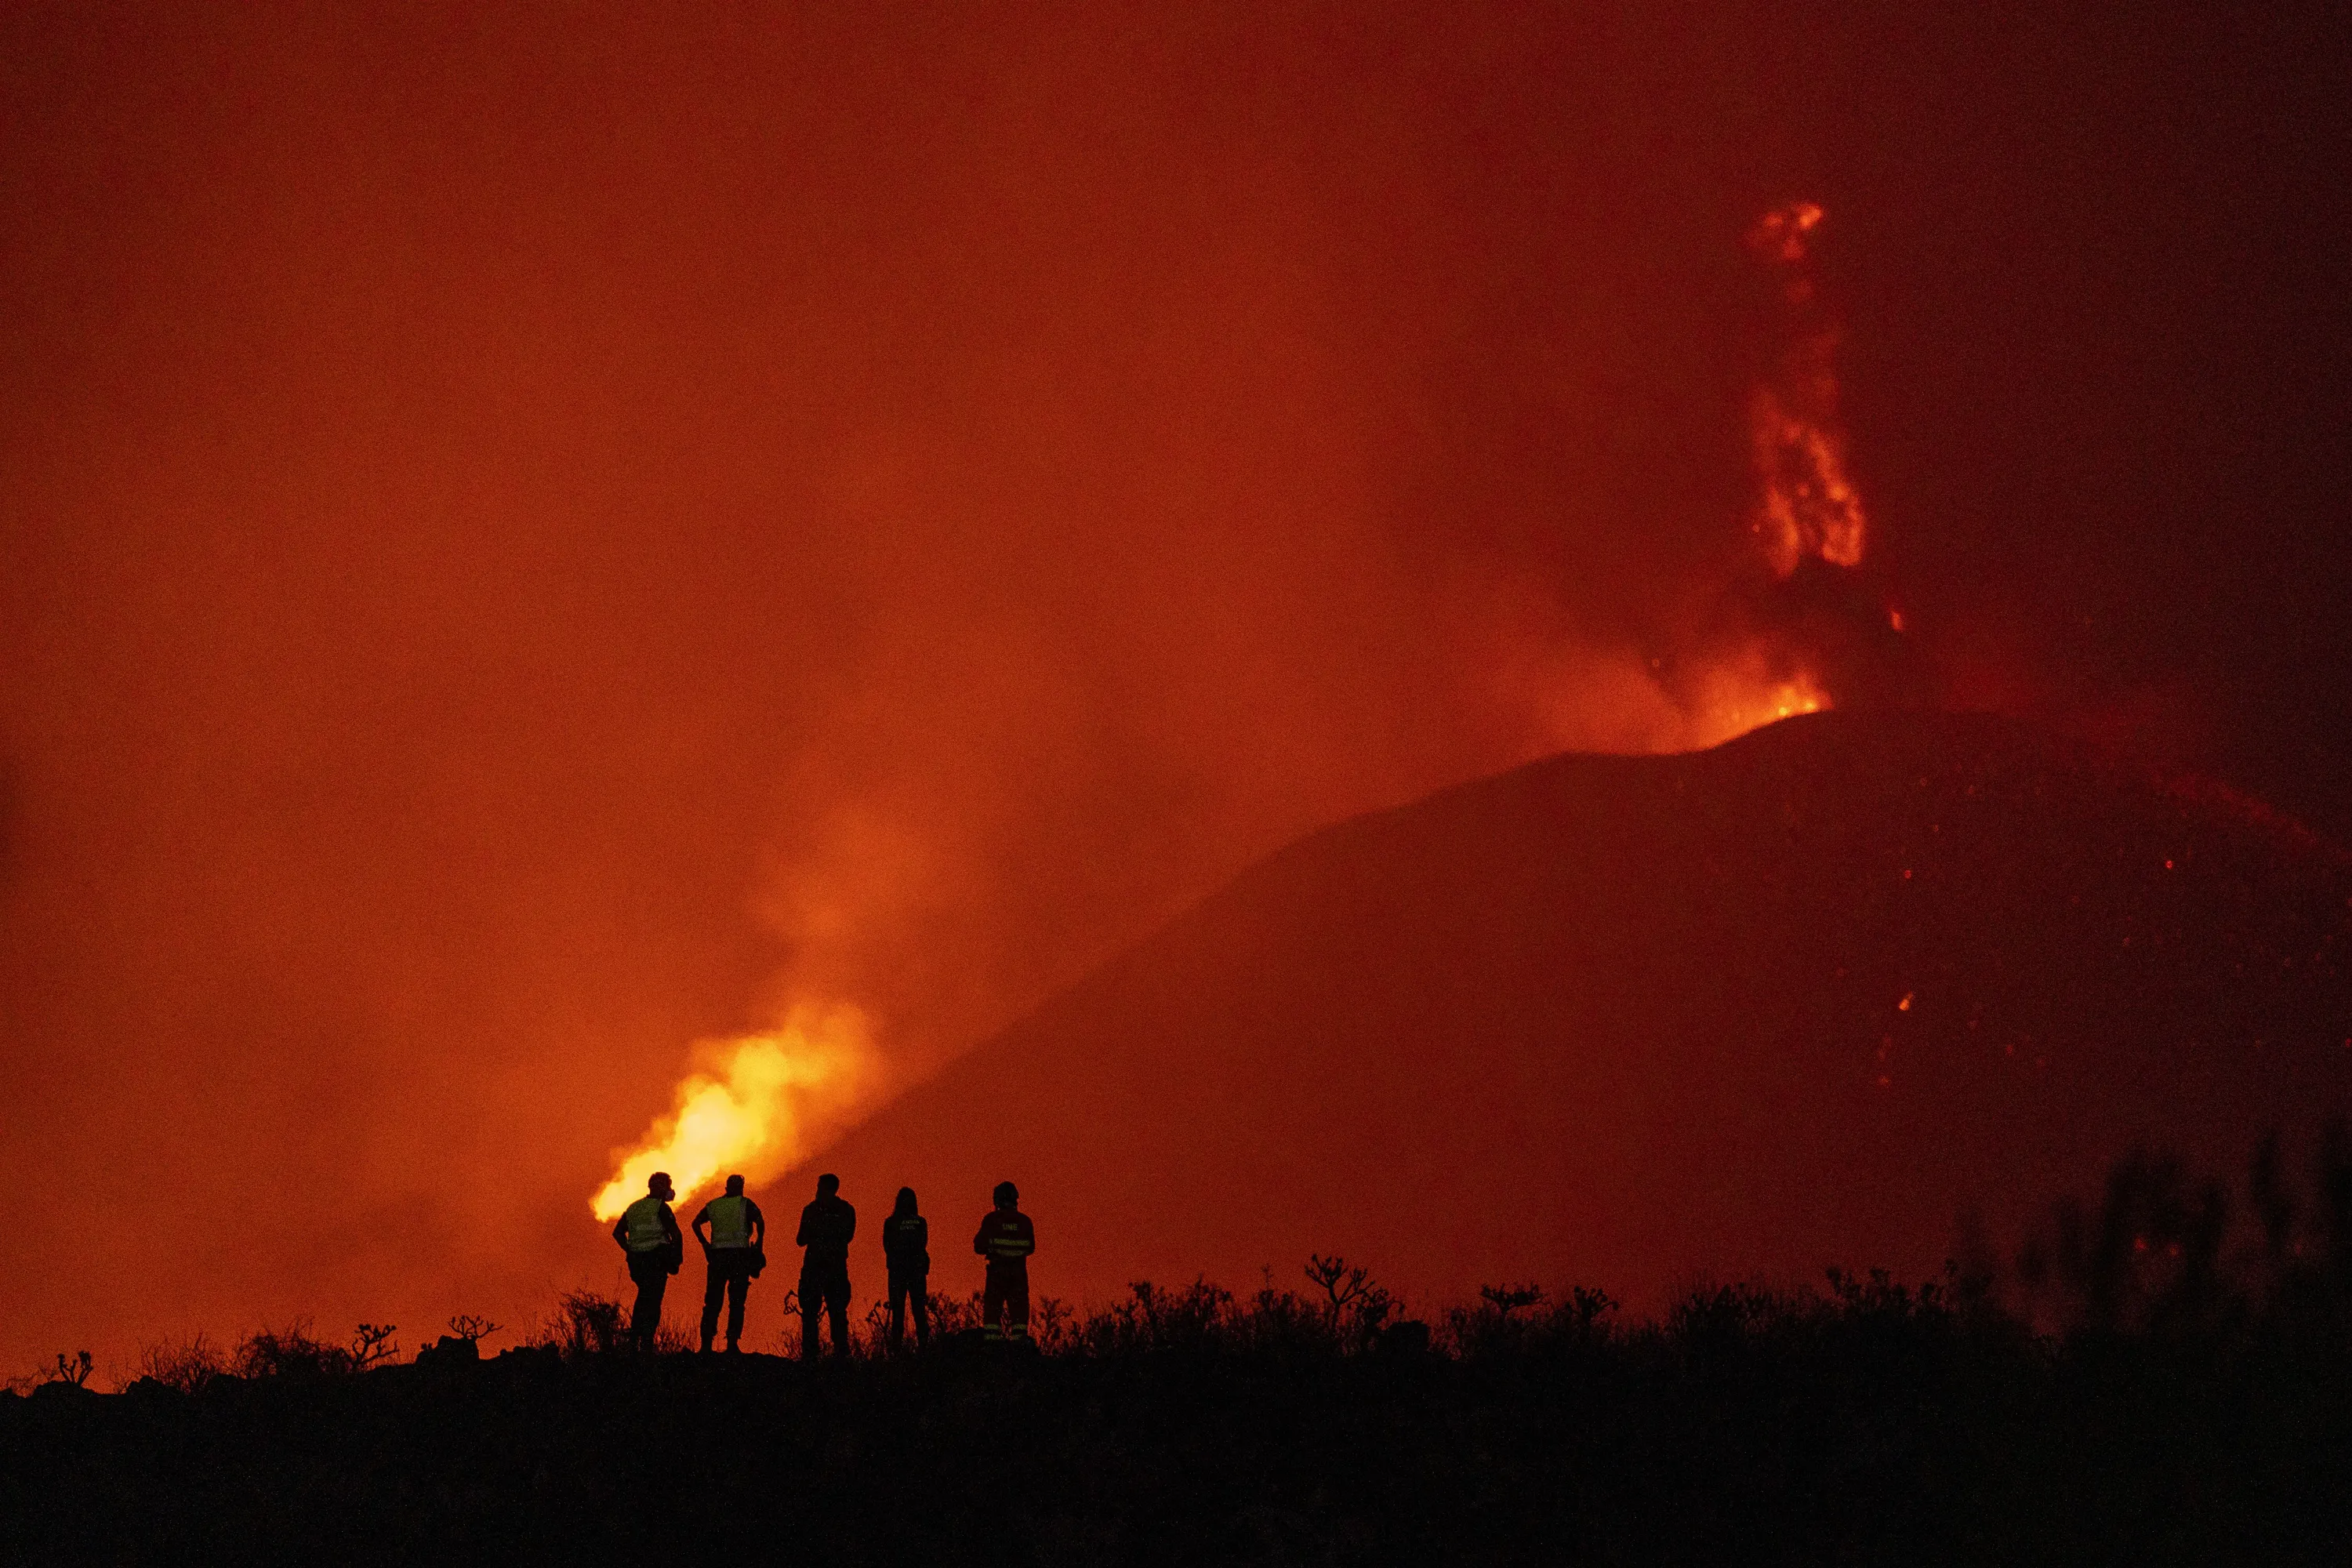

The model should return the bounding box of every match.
[794,1173,857,1360]
[611,1171,683,1352]
[881,1186,931,1353]
[972,1180,1035,1345]
[691,1174,767,1354]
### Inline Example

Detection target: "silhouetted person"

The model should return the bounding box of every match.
[796,1173,856,1359]
[612,1171,681,1352]
[692,1174,766,1353]
[973,1180,1036,1345]
[881,1186,931,1352]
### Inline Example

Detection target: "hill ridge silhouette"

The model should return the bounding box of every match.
[800,710,2352,1308]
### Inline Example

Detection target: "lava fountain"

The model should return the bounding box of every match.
[590,1004,873,1221]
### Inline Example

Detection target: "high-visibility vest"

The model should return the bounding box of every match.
[981,1214,1033,1262]
[706,1194,752,1248]
[622,1196,670,1252]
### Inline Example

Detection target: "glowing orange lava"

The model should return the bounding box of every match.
[1745,201,1869,580]
[1682,660,1831,751]
[590,1005,873,1221]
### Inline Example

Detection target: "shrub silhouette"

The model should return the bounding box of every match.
[235,1323,364,1379]
[1302,1254,1397,1350]
[1446,1282,1606,1358]
[135,1332,227,1394]
[1080,1280,1233,1354]
[13,1149,2352,1564]
[1225,1272,1332,1354]
[540,1290,627,1357]
[1480,1282,1544,1316]
[444,1315,499,1348]
[1029,1294,1074,1355]
[3,1351,96,1396]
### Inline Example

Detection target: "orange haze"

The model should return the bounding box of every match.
[3,5,1961,1374]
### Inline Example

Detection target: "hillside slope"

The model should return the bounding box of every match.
[800,712,2352,1307]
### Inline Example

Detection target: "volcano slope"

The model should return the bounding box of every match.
[808,711,2352,1310]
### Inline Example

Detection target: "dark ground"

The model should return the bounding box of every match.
[6,1288,2350,1567]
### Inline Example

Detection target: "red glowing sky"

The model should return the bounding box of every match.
[3,3,2348,1372]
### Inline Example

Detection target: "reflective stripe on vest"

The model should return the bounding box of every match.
[622,1196,669,1252]
[706,1194,751,1248]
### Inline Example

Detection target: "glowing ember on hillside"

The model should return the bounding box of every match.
[590,1006,873,1221]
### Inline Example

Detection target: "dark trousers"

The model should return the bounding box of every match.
[800,1272,851,1359]
[626,1250,670,1349]
[983,1263,1029,1341]
[701,1250,757,1348]
[887,1274,930,1351]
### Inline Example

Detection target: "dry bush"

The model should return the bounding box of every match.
[924,1289,983,1337]
[220,1321,416,1380]
[234,1323,354,1379]
[5,1351,95,1395]
[1226,1276,1335,1354]
[1080,1280,1233,1354]
[1661,1281,1788,1351]
[445,1314,500,1346]
[1030,1295,1074,1355]
[1443,1283,1618,1357]
[137,1332,228,1393]
[855,1299,892,1357]
[1445,1283,1544,1357]
[1303,1254,1398,1350]
[539,1290,628,1356]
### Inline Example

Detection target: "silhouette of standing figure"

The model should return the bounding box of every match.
[612,1171,681,1352]
[692,1174,766,1353]
[973,1181,1035,1345]
[796,1173,856,1359]
[881,1186,931,1352]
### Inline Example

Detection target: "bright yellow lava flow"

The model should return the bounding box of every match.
[590,1004,871,1221]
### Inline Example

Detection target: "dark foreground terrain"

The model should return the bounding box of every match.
[8,1266,2352,1567]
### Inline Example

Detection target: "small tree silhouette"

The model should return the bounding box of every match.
[1305,1254,1371,1323]
[1305,1254,1396,1350]
[445,1315,500,1346]
[1559,1286,1618,1341]
[350,1323,400,1369]
[48,1351,93,1388]
[1479,1283,1545,1317]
